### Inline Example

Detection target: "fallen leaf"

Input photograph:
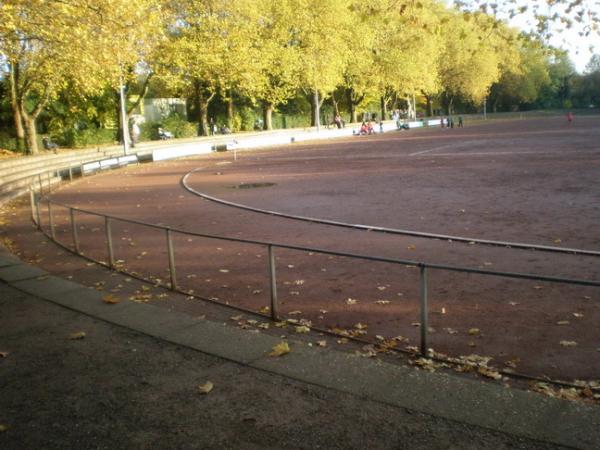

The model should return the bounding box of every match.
[0,351,8,358]
[253,290,262,295]
[377,286,386,291]
[269,341,290,357]
[560,340,577,347]
[468,328,480,335]
[102,294,120,304]
[259,306,270,314]
[288,310,302,315]
[198,381,214,394]
[219,269,229,273]
[375,300,390,305]
[508,301,519,306]
[444,328,458,335]
[345,298,358,305]
[230,315,243,321]
[556,320,570,325]
[316,340,327,347]
[337,338,349,344]
[533,285,543,290]
[295,325,310,334]
[573,313,584,318]
[478,366,502,380]
[354,323,368,330]
[69,331,86,340]
[293,280,305,285]
[0,424,8,432]
[554,239,562,244]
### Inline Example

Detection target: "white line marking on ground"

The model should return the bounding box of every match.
[409,144,458,156]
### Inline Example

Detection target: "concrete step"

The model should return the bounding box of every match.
[0,175,62,206]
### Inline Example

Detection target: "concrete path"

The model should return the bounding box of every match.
[1,245,598,449]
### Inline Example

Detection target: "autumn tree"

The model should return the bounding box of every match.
[247,0,303,130]
[291,0,353,127]
[160,0,263,136]
[488,37,551,111]
[0,0,163,154]
[437,10,518,114]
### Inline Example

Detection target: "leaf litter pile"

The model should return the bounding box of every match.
[226,309,600,405]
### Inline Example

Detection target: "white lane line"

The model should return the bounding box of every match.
[409,144,458,156]
[426,151,564,157]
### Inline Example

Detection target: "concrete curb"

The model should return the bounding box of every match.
[1,249,598,449]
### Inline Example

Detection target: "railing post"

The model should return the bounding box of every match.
[29,188,36,224]
[38,173,43,195]
[105,217,114,268]
[70,208,80,254]
[419,265,429,356]
[166,228,177,290]
[68,166,73,181]
[34,192,41,230]
[47,171,51,192]
[268,245,279,320]
[47,200,55,240]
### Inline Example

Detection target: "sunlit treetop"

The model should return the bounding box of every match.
[453,0,600,43]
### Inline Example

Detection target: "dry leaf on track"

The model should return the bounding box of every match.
[560,340,577,347]
[198,381,214,395]
[69,331,86,340]
[102,294,120,304]
[269,341,290,357]
[0,351,9,358]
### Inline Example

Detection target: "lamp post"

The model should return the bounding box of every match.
[315,88,320,132]
[119,78,130,156]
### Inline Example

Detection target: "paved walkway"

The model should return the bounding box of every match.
[1,244,598,449]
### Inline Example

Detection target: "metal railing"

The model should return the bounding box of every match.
[31,190,600,358]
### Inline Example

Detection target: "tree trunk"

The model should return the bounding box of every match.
[20,110,39,155]
[227,90,234,130]
[197,95,209,136]
[313,90,320,128]
[425,95,433,117]
[194,80,214,136]
[346,88,363,124]
[263,102,273,130]
[380,96,385,123]
[8,63,25,151]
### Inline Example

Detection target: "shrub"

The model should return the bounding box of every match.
[58,127,116,148]
[161,113,197,138]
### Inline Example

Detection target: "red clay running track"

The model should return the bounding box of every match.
[17,116,600,381]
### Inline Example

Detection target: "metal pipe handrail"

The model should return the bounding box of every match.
[27,163,600,386]
[41,198,600,287]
